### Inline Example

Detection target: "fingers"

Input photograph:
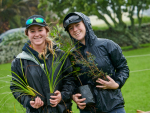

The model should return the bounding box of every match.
[106,75,114,81]
[30,96,44,109]
[96,77,109,89]
[78,105,86,110]
[72,93,86,109]
[96,76,119,89]
[54,90,60,95]
[76,97,86,110]
[50,91,62,107]
[35,96,44,106]
[75,93,82,97]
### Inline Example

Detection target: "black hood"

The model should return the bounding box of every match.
[63,12,97,49]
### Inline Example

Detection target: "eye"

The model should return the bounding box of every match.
[76,23,80,26]
[69,27,73,31]
[30,30,35,33]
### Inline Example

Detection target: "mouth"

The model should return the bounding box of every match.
[34,37,42,39]
[74,31,81,36]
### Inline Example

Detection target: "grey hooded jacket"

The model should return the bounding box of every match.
[64,12,129,112]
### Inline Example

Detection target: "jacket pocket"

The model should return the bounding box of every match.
[94,88,124,112]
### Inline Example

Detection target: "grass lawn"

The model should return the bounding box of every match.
[122,45,150,113]
[0,44,150,113]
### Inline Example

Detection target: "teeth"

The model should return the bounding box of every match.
[34,37,41,39]
[75,32,80,36]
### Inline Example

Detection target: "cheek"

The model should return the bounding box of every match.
[69,31,74,37]
[42,31,47,37]
[27,33,32,39]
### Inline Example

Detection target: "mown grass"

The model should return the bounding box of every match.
[0,44,150,113]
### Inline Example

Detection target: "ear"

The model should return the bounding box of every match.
[25,29,29,36]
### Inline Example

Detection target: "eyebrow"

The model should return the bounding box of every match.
[68,22,79,28]
[30,26,43,30]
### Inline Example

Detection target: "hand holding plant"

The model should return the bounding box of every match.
[50,90,62,107]
[96,76,119,89]
[72,94,86,109]
[30,96,44,109]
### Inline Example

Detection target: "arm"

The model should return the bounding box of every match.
[96,40,129,89]
[108,40,129,88]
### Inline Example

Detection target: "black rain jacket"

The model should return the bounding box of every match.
[66,12,129,112]
[10,42,75,113]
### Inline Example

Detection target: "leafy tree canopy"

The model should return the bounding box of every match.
[38,0,150,48]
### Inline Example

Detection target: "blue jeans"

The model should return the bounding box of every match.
[80,107,126,113]
[108,107,126,113]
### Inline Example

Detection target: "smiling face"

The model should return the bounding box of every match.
[27,25,48,49]
[68,21,86,45]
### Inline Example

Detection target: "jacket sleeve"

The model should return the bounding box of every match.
[10,58,36,111]
[107,40,129,88]
[60,56,76,102]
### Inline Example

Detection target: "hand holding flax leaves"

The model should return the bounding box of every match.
[30,96,44,109]
[10,58,43,100]
[49,90,62,107]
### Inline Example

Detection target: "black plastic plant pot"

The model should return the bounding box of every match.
[47,93,55,105]
[78,84,95,105]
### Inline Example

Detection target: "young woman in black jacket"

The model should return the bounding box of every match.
[10,15,75,113]
[63,12,129,113]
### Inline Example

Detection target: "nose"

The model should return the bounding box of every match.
[73,26,78,31]
[35,31,39,36]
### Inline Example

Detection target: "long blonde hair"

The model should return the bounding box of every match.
[25,26,55,59]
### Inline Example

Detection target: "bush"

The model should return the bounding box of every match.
[93,24,150,47]
[0,32,28,64]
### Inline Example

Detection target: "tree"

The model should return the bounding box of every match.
[39,0,150,48]
[0,0,30,33]
[0,0,41,34]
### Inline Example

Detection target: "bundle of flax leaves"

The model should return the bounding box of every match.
[10,58,43,100]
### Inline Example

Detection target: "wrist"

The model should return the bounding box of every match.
[115,83,119,89]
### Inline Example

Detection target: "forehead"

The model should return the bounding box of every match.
[28,25,43,30]
[68,21,83,28]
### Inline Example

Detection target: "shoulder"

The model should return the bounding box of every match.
[11,57,21,69]
[95,38,122,53]
[96,38,119,47]
[97,38,116,44]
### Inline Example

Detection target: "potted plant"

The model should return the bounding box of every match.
[70,50,109,106]
[43,51,71,105]
[27,47,72,105]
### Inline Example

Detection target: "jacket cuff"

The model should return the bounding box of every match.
[116,81,121,89]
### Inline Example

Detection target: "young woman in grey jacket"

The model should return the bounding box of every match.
[10,15,75,113]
